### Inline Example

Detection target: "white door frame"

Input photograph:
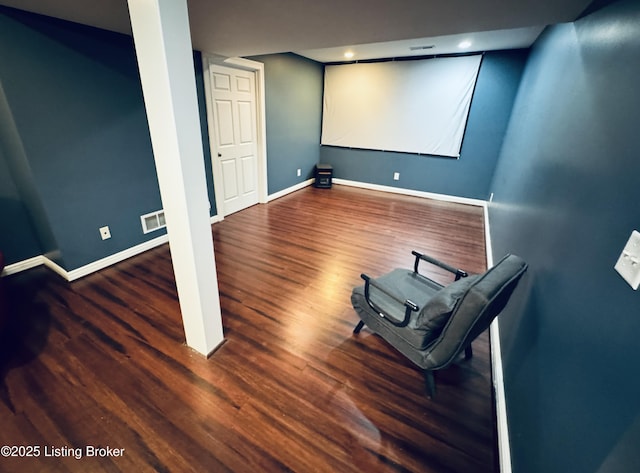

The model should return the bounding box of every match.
[202,54,268,219]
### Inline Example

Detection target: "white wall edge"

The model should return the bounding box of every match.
[210,214,223,224]
[2,255,45,277]
[267,178,314,202]
[485,204,513,473]
[333,178,487,207]
[484,202,494,268]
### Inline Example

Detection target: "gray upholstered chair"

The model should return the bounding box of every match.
[351,252,527,397]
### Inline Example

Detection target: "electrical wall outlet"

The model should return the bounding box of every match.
[99,226,111,240]
[393,172,400,181]
[297,168,301,177]
[615,230,640,290]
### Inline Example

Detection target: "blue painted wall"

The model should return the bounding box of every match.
[489,1,640,471]
[0,5,520,270]
[248,53,324,195]
[319,50,528,200]
[0,148,42,262]
[0,7,215,270]
[4,2,639,471]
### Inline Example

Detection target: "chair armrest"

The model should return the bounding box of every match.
[360,273,419,327]
[411,251,468,281]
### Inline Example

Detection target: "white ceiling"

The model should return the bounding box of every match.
[296,26,546,63]
[0,0,594,62]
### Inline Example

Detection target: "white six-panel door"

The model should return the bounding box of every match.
[210,64,259,216]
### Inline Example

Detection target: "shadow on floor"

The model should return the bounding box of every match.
[0,267,52,413]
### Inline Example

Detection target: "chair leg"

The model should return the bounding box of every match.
[465,344,473,360]
[353,320,365,334]
[424,370,436,398]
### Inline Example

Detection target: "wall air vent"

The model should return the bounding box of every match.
[141,209,166,234]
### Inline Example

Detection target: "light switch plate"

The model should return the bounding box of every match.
[615,230,640,290]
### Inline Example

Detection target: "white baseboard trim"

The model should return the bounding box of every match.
[333,178,488,208]
[2,255,45,277]
[485,206,512,473]
[3,234,170,282]
[491,320,512,473]
[42,256,71,280]
[267,178,314,202]
[64,234,170,281]
[3,214,224,281]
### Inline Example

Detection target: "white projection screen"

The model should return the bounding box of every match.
[321,55,482,157]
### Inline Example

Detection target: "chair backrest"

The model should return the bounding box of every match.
[423,254,528,370]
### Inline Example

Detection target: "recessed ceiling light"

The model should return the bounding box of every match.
[458,40,472,49]
[344,51,354,59]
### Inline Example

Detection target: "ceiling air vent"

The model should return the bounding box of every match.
[409,45,435,51]
[141,209,166,234]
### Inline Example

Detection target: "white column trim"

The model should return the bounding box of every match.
[128,0,224,356]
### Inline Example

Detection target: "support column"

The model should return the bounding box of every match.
[127,0,224,355]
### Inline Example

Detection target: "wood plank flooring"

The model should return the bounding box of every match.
[0,185,494,473]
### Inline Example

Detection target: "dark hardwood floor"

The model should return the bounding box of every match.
[0,185,494,472]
